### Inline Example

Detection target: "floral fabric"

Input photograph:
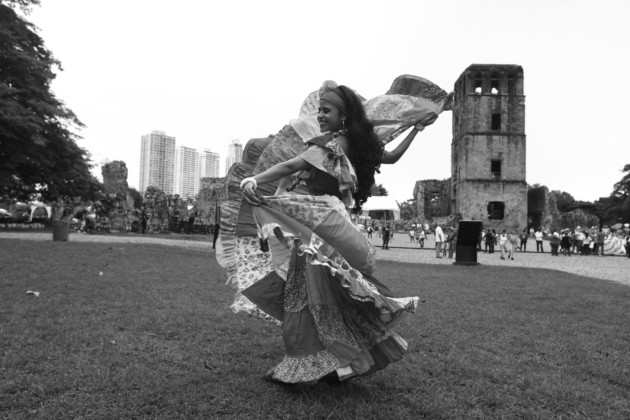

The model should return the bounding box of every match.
[242,193,418,383]
[297,134,358,208]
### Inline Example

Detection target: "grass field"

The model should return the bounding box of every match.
[1,239,629,419]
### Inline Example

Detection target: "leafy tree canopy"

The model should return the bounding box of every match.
[612,164,630,198]
[128,187,143,209]
[549,190,576,213]
[370,184,388,196]
[0,2,101,202]
[397,199,416,220]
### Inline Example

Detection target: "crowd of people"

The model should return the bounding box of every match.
[363,222,630,260]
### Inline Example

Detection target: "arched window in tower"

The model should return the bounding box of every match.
[474,72,483,94]
[491,72,500,95]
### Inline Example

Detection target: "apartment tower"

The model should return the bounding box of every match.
[174,146,200,198]
[139,130,176,194]
[225,139,243,176]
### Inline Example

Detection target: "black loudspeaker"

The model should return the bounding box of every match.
[454,221,483,266]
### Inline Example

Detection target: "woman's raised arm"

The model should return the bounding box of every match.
[381,113,438,164]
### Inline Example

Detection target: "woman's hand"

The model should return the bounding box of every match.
[414,113,438,131]
[242,182,261,205]
[240,177,261,206]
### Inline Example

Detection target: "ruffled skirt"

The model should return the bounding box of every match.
[230,193,418,384]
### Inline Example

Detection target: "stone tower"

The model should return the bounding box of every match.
[451,64,527,231]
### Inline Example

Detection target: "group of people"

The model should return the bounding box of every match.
[544,226,629,257]
[480,229,521,259]
[480,229,521,260]
[481,226,630,258]
[407,227,427,247]
[434,224,458,258]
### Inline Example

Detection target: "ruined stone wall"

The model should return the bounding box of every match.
[101,161,132,231]
[197,177,226,225]
[527,186,557,230]
[102,161,129,197]
[413,179,451,220]
[527,186,599,231]
[458,181,527,231]
[451,64,527,231]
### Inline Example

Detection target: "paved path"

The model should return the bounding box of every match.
[1,231,628,286]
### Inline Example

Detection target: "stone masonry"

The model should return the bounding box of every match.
[413,179,451,220]
[450,64,527,231]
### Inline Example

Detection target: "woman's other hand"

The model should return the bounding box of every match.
[240,177,261,206]
[242,183,261,206]
[414,113,438,130]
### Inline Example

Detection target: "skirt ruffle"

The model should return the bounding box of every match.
[236,194,418,383]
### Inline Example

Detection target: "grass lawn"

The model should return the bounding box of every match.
[1,239,629,419]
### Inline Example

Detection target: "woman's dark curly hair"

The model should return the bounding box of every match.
[334,85,383,213]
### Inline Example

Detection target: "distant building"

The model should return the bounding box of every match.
[225,139,243,176]
[200,149,220,179]
[139,130,176,194]
[450,64,527,230]
[174,146,200,199]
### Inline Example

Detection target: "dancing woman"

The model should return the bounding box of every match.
[236,84,436,384]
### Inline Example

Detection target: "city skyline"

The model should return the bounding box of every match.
[140,131,241,198]
[28,1,630,203]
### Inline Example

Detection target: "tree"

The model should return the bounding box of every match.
[613,164,630,198]
[550,190,576,212]
[0,2,100,202]
[396,199,416,220]
[128,188,143,209]
[370,184,388,196]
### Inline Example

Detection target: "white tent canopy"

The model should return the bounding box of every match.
[361,196,400,220]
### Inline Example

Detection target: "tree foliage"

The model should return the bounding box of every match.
[128,188,143,209]
[549,190,576,213]
[397,199,416,220]
[370,184,388,196]
[612,164,630,198]
[592,164,630,225]
[0,2,100,202]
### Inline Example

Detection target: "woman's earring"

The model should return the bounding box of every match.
[342,120,346,130]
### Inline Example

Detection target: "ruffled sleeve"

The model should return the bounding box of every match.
[298,134,357,208]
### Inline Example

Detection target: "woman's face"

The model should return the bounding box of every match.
[318,100,345,133]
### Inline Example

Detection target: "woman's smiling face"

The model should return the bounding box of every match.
[317,100,344,133]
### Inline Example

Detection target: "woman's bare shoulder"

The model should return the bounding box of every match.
[334,135,350,155]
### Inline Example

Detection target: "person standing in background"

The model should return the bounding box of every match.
[509,230,519,260]
[382,224,391,250]
[519,228,528,251]
[535,228,544,252]
[434,223,444,258]
[418,228,425,248]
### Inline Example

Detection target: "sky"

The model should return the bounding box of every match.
[25,0,630,203]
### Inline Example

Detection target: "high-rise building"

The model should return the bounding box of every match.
[174,146,200,198]
[199,149,220,179]
[225,139,243,175]
[139,130,176,194]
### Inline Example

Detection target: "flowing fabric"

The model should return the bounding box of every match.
[216,75,452,383]
[604,235,627,255]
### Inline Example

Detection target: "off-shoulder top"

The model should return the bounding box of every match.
[294,133,358,208]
